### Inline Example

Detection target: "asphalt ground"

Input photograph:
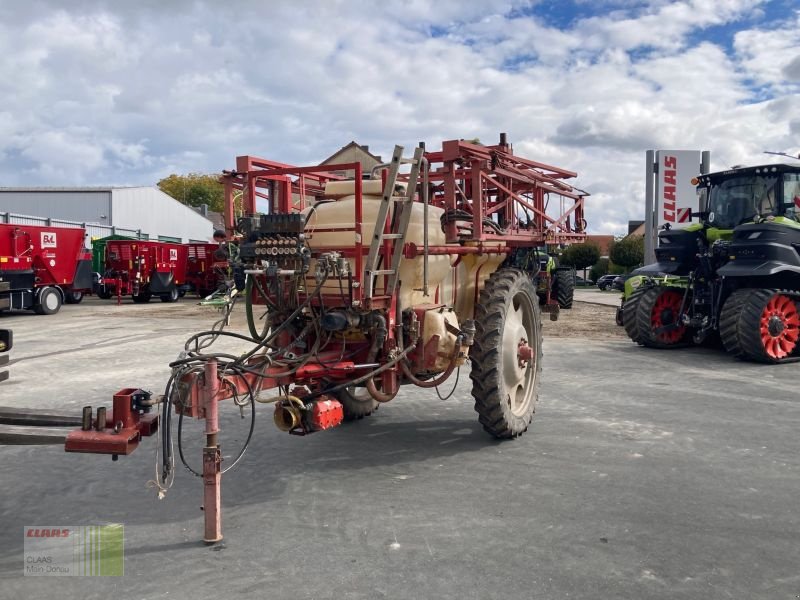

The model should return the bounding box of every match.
[0,297,798,599]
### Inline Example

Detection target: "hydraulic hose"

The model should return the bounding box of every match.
[364,313,397,402]
[399,347,460,388]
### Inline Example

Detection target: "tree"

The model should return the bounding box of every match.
[609,235,644,271]
[158,173,224,213]
[590,257,609,282]
[559,242,601,270]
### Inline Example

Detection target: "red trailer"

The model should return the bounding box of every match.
[185,242,227,297]
[0,223,92,314]
[99,240,187,303]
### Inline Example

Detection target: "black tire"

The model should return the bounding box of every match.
[622,287,648,343]
[97,288,112,300]
[132,292,152,304]
[723,288,799,363]
[160,286,179,303]
[64,291,83,304]
[334,385,379,421]
[720,289,749,358]
[469,268,542,439]
[554,269,574,309]
[33,287,62,315]
[631,287,688,349]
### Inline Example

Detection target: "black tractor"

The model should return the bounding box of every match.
[620,164,800,363]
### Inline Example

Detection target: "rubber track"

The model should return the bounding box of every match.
[469,268,541,439]
[622,287,648,345]
[633,287,687,349]
[730,288,800,364]
[719,288,749,358]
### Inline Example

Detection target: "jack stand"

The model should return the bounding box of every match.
[201,359,223,544]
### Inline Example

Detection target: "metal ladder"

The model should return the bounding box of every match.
[363,145,425,301]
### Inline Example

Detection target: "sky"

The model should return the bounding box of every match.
[0,0,798,234]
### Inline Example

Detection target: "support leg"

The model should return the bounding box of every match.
[202,359,222,544]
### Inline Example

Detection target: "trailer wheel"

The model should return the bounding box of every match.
[132,292,152,303]
[34,287,62,315]
[724,289,799,363]
[64,291,83,304]
[160,287,179,303]
[334,385,379,421]
[631,287,688,348]
[469,268,541,439]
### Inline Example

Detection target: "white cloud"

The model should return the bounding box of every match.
[0,0,797,234]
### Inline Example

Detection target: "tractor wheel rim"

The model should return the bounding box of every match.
[650,290,685,344]
[759,294,799,359]
[502,290,537,417]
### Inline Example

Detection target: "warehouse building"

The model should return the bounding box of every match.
[0,186,214,243]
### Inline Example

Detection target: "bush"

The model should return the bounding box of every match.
[559,243,601,271]
[609,235,644,271]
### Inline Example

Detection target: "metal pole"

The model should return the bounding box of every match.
[644,150,656,264]
[202,359,222,543]
[701,151,710,175]
[419,142,429,297]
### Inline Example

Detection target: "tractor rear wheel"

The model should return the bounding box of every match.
[334,385,379,421]
[97,288,112,300]
[722,289,799,363]
[631,287,687,349]
[469,268,541,439]
[554,269,574,309]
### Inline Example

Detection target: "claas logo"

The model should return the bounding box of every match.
[40,232,57,248]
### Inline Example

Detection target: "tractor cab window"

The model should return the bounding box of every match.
[707,174,779,229]
[783,173,800,221]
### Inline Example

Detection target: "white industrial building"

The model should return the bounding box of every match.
[0,186,214,243]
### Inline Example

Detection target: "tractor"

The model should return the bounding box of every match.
[534,248,575,310]
[620,163,800,363]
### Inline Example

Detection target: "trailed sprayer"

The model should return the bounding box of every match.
[65,135,588,542]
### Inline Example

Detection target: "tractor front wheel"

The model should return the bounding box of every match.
[132,292,152,304]
[722,289,799,363]
[469,268,541,439]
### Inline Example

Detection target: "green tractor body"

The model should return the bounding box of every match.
[619,164,800,363]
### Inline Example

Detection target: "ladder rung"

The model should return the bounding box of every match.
[367,269,395,276]
[381,233,403,239]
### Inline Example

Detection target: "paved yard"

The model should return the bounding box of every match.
[0,298,797,599]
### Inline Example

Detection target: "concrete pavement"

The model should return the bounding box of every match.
[0,299,798,599]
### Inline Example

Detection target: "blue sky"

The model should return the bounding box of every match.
[0,0,797,234]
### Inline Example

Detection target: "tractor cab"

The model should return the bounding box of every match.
[696,165,800,229]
